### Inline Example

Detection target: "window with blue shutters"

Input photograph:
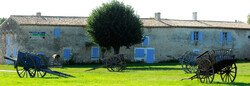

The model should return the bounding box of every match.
[142,36,149,46]
[220,32,231,42]
[54,28,60,37]
[91,47,99,58]
[191,31,203,41]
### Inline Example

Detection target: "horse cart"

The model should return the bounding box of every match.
[86,54,126,72]
[181,49,237,83]
[180,51,199,73]
[4,51,74,78]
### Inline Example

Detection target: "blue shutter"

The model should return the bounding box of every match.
[7,47,11,65]
[191,31,194,41]
[54,28,60,37]
[135,48,145,57]
[142,36,149,46]
[199,31,203,41]
[64,49,70,58]
[7,47,10,57]
[13,47,17,57]
[220,32,223,42]
[8,36,11,45]
[37,52,44,55]
[227,32,232,42]
[91,47,99,58]
[146,49,154,63]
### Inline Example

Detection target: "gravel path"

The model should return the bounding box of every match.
[0,70,16,72]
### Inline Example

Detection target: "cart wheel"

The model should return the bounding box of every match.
[181,52,198,73]
[197,59,214,84]
[15,56,36,78]
[36,70,47,78]
[105,55,123,72]
[220,63,237,83]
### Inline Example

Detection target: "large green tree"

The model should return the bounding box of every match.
[87,0,144,54]
[0,18,7,24]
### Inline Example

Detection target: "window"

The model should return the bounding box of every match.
[142,36,149,46]
[54,28,60,37]
[191,31,203,41]
[91,47,99,58]
[220,32,231,42]
[248,36,250,39]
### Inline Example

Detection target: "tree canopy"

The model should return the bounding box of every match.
[0,18,7,24]
[87,0,144,54]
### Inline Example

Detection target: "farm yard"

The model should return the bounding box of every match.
[0,61,250,86]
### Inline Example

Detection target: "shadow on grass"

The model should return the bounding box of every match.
[126,67,182,70]
[213,81,250,86]
[41,77,60,79]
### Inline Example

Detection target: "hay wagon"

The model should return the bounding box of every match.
[4,51,74,78]
[182,49,237,83]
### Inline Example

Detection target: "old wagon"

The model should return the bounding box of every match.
[180,51,199,73]
[4,51,74,78]
[182,49,237,83]
[85,54,126,72]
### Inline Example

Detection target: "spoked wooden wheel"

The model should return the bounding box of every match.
[36,70,47,78]
[105,55,123,72]
[197,59,214,84]
[181,57,198,73]
[15,56,36,78]
[220,63,237,83]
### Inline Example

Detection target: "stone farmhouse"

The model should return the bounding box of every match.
[0,12,250,64]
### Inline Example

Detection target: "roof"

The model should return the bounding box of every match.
[10,15,87,26]
[9,15,250,29]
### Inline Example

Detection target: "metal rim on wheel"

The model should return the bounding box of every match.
[220,63,237,83]
[106,55,123,72]
[181,52,198,73]
[36,70,47,78]
[197,59,214,84]
[15,56,36,78]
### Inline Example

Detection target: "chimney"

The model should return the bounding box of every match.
[36,12,41,17]
[155,12,161,21]
[192,12,197,20]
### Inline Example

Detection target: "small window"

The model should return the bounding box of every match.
[191,31,203,41]
[91,47,99,59]
[220,32,231,42]
[142,36,149,46]
[248,36,250,39]
[54,28,60,37]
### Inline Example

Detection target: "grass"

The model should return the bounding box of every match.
[0,61,250,86]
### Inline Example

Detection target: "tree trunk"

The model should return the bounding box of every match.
[113,46,120,54]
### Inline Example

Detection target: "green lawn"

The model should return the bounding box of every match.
[0,61,250,86]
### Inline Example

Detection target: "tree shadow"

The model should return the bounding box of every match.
[40,77,60,79]
[213,81,250,86]
[126,67,182,71]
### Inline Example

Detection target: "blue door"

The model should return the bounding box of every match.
[13,47,17,57]
[146,48,154,63]
[7,47,11,65]
[64,49,70,58]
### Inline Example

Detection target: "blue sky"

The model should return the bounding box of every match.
[0,0,249,23]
